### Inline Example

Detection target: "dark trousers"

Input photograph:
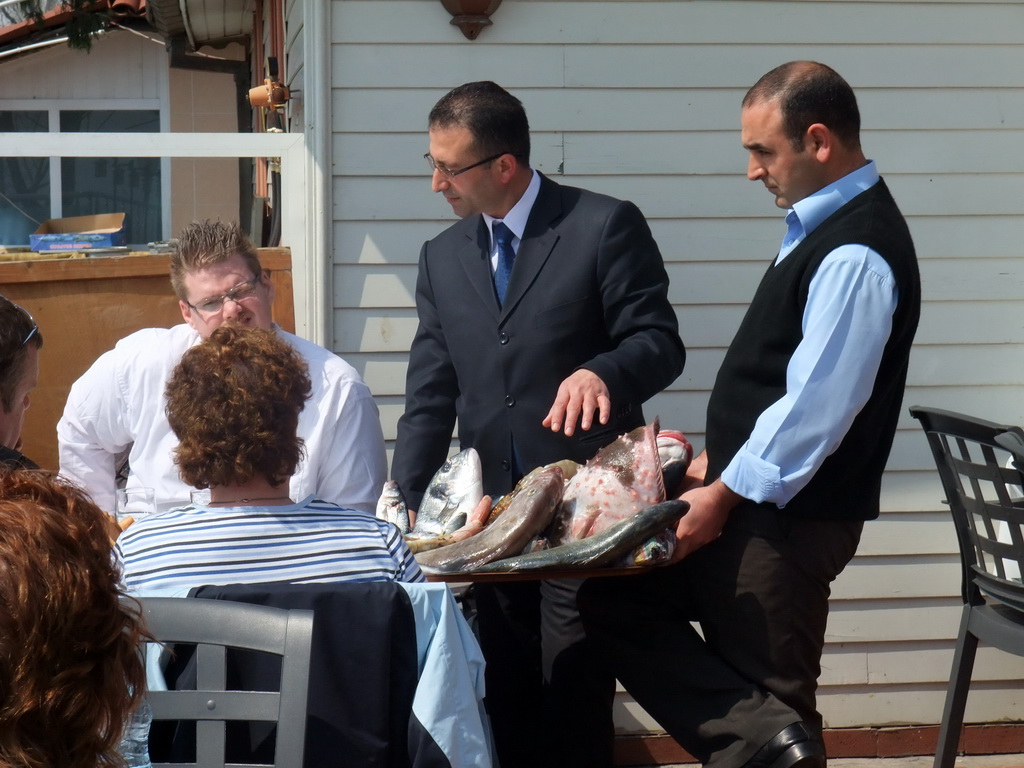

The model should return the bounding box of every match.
[474,577,615,768]
[579,508,863,768]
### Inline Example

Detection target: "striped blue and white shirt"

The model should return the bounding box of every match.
[115,495,424,595]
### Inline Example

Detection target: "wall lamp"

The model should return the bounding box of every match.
[439,0,502,40]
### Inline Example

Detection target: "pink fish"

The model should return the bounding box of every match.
[547,420,665,546]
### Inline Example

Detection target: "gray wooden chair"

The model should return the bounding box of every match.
[137,596,315,768]
[909,405,1024,768]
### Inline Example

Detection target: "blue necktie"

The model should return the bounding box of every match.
[492,221,516,305]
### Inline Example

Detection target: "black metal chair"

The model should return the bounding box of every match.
[909,405,1024,768]
[136,597,314,768]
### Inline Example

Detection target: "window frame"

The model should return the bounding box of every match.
[0,98,170,239]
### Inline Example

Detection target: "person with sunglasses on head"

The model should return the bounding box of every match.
[58,219,386,517]
[391,81,685,768]
[0,295,43,470]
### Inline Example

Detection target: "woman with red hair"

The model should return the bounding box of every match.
[0,469,147,768]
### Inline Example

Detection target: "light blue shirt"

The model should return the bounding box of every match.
[721,161,899,506]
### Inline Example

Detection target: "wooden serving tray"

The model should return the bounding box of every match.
[424,566,654,583]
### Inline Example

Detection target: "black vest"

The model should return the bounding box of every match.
[705,178,920,520]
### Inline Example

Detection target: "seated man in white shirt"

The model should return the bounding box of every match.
[58,220,386,515]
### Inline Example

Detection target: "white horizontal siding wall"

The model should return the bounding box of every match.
[326,0,1024,731]
[284,0,305,130]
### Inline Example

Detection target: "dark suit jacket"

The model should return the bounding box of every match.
[393,173,685,508]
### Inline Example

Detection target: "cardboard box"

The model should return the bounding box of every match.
[30,213,126,252]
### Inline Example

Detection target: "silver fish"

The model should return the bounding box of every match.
[547,420,665,547]
[407,448,484,539]
[474,499,688,573]
[415,466,564,574]
[375,480,411,534]
[403,495,493,554]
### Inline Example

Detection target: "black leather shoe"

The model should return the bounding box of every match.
[743,722,825,768]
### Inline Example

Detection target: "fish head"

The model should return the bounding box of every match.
[657,429,693,468]
[657,429,694,498]
[376,480,411,533]
[413,447,485,536]
[510,465,565,526]
[376,480,406,517]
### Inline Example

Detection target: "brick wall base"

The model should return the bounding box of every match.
[614,724,1024,765]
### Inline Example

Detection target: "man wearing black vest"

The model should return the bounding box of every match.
[579,61,921,768]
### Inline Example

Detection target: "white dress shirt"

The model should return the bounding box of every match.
[58,323,387,514]
[484,169,541,265]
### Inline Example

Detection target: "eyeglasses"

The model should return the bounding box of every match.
[424,152,506,179]
[186,275,263,316]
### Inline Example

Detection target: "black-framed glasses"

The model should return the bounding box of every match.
[186,275,263,316]
[424,152,506,179]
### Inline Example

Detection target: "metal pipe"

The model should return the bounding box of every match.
[0,36,68,60]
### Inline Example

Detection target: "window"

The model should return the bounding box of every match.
[0,109,162,247]
[0,111,48,246]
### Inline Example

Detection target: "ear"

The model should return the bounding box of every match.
[805,123,832,163]
[179,299,198,331]
[262,271,275,305]
[496,153,520,183]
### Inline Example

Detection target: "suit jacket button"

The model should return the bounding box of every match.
[505,395,515,407]
[501,460,511,471]
[498,332,509,345]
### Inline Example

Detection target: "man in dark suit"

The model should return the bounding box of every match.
[392,81,685,768]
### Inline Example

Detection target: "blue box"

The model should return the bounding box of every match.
[30,213,127,252]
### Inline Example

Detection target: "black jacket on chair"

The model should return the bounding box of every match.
[176,582,437,768]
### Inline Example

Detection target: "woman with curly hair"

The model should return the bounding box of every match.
[0,469,147,768]
[116,325,422,594]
